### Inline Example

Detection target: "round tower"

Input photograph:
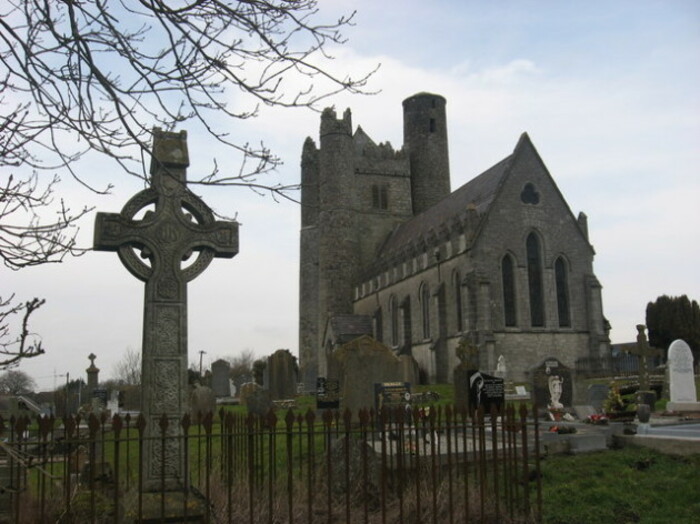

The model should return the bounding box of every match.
[403,93,451,215]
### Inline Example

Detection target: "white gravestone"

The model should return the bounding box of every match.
[667,339,699,412]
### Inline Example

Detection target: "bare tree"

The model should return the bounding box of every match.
[0,296,45,369]
[0,0,374,366]
[0,368,36,395]
[113,347,141,386]
[1,0,374,190]
[228,348,255,381]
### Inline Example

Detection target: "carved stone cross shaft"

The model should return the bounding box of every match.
[634,324,661,392]
[94,129,238,490]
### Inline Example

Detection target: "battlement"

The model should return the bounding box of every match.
[320,107,352,137]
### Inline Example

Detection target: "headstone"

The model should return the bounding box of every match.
[210,359,231,398]
[233,373,253,397]
[92,388,108,408]
[587,384,610,413]
[238,382,260,406]
[531,357,573,411]
[572,405,596,420]
[246,388,273,417]
[189,384,216,422]
[330,335,405,416]
[267,349,298,400]
[374,382,411,413]
[667,339,700,412]
[86,353,100,399]
[93,128,238,492]
[316,377,340,410]
[466,371,504,414]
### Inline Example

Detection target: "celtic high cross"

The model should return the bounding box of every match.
[94,129,238,490]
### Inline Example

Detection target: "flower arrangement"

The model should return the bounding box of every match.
[603,382,626,413]
[603,381,636,421]
[548,425,577,434]
[585,414,609,425]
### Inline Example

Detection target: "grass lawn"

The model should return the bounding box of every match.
[538,446,700,523]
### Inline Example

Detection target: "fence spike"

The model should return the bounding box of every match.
[180,412,191,432]
[285,409,295,430]
[136,413,146,434]
[112,414,123,437]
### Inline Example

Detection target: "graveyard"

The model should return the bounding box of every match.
[2,2,699,523]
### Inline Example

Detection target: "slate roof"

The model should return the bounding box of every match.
[376,149,514,260]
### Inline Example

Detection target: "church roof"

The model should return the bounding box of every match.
[376,149,514,260]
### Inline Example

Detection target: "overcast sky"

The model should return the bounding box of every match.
[6,0,699,391]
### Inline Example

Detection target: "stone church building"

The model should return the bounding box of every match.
[299,92,610,385]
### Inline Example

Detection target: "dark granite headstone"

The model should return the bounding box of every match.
[531,357,573,410]
[467,371,504,414]
[316,377,340,410]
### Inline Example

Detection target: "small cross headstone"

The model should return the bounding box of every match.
[93,128,238,491]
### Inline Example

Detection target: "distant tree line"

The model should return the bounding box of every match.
[646,295,700,359]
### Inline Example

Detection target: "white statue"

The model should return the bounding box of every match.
[496,355,507,375]
[548,375,564,409]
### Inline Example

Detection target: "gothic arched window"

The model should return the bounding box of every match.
[526,233,545,327]
[502,254,517,327]
[390,295,399,346]
[454,270,464,332]
[420,283,431,339]
[555,257,571,327]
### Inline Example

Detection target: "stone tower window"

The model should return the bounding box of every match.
[429,118,436,133]
[555,257,571,327]
[526,233,545,327]
[454,270,463,332]
[502,254,517,327]
[520,183,540,205]
[372,184,389,210]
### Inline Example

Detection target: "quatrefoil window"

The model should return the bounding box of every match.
[521,183,540,205]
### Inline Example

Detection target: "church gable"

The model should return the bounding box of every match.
[474,133,593,260]
[472,133,598,333]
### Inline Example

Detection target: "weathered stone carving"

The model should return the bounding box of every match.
[94,128,238,491]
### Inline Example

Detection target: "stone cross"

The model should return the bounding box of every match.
[632,324,662,391]
[93,129,238,491]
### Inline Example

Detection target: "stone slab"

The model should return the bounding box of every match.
[569,433,608,454]
[666,401,700,412]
